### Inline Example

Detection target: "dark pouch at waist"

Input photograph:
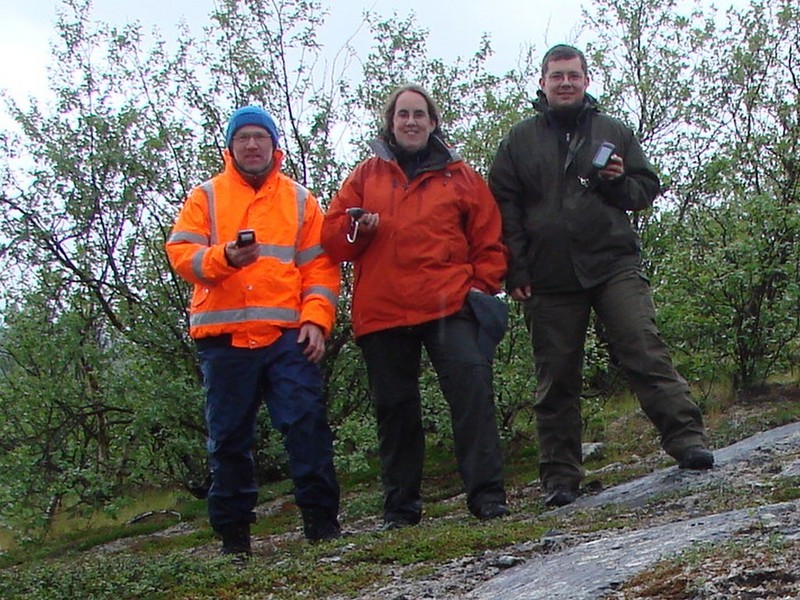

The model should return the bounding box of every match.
[195,334,233,351]
[466,291,509,361]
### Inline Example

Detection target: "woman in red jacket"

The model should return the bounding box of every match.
[322,84,509,528]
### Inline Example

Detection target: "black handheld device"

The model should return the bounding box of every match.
[236,229,256,247]
[592,141,616,170]
[346,207,366,220]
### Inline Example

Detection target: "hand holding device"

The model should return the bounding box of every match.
[345,207,379,243]
[592,142,616,170]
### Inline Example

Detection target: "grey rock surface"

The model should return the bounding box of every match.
[468,501,800,599]
[467,421,800,600]
[567,421,800,512]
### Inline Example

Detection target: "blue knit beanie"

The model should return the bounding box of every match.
[225,106,280,148]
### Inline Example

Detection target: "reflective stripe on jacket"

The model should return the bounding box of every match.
[321,137,506,340]
[166,149,340,348]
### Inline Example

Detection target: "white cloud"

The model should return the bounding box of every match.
[0,14,52,102]
[0,0,587,107]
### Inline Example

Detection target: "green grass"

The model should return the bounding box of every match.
[1,386,799,599]
[0,455,554,600]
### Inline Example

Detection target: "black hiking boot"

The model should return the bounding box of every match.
[544,486,578,507]
[380,515,420,531]
[678,446,715,470]
[301,507,341,543]
[475,502,510,520]
[218,522,252,563]
[380,509,421,531]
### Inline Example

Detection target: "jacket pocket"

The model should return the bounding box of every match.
[191,286,211,310]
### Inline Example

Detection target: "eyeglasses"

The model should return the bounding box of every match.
[232,132,272,145]
[545,71,585,83]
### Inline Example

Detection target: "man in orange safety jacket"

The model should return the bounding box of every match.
[166,105,341,558]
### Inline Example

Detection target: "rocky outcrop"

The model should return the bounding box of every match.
[469,422,800,599]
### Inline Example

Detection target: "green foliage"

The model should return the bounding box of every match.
[654,197,800,388]
[1,384,798,598]
[0,552,235,600]
[492,303,537,443]
[1,0,800,546]
[349,519,530,565]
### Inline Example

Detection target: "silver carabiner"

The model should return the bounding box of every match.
[346,219,359,243]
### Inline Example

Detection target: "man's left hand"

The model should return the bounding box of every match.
[298,322,325,363]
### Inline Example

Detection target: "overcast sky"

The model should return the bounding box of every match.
[0,0,589,104]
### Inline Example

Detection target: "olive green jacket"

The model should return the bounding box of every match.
[488,94,660,293]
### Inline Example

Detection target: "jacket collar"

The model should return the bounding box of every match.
[368,135,462,170]
[534,90,599,124]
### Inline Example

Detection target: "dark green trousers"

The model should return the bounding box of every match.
[525,270,709,491]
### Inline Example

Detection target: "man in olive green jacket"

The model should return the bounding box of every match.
[489,44,714,507]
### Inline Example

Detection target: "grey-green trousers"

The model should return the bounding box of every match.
[524,270,709,492]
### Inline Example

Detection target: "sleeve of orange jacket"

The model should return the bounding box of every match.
[462,167,508,295]
[321,162,377,263]
[297,193,341,336]
[165,185,239,286]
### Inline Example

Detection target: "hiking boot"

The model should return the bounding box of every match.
[301,507,341,543]
[544,486,578,507]
[475,502,510,520]
[218,522,252,561]
[678,446,715,470]
[379,512,421,531]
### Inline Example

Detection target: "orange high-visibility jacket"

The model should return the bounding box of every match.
[166,150,340,348]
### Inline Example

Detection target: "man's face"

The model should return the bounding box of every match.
[391,91,436,153]
[539,57,590,110]
[230,125,274,175]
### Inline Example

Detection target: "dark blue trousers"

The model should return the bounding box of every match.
[199,329,340,530]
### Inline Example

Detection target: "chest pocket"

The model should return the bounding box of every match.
[393,174,468,268]
[200,179,309,265]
